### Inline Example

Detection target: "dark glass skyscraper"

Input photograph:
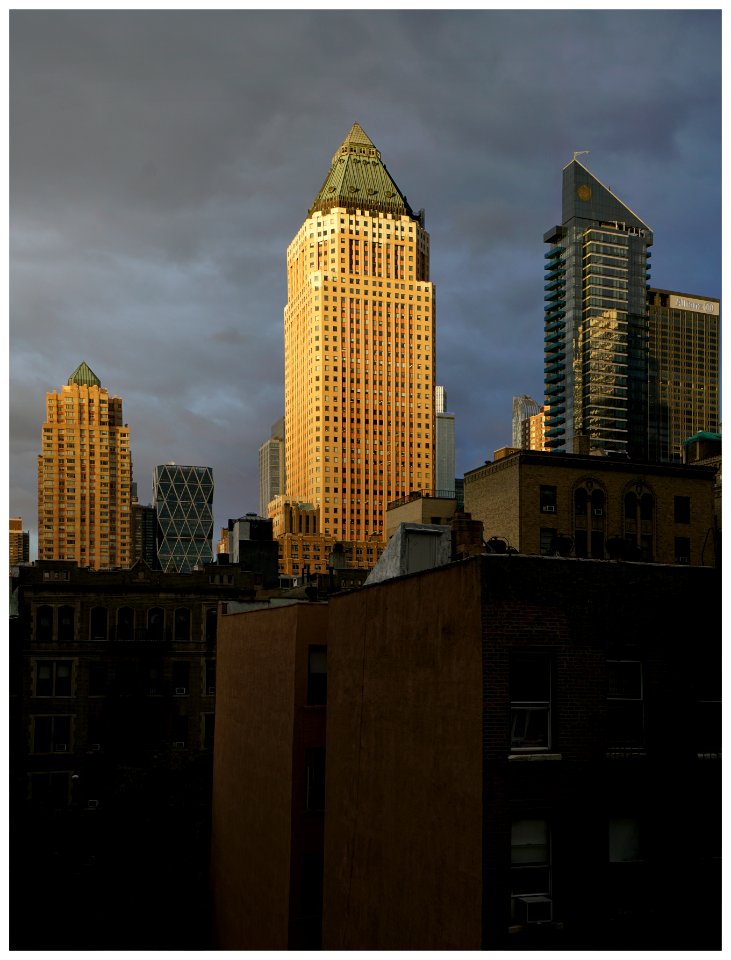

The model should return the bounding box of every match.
[152,463,214,573]
[543,159,653,457]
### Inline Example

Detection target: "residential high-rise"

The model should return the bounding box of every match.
[152,463,214,572]
[543,159,653,457]
[277,122,435,553]
[37,362,133,569]
[10,517,30,569]
[647,288,720,463]
[528,406,548,451]
[259,417,285,517]
[511,395,539,449]
[435,385,455,497]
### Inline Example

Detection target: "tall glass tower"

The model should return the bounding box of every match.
[152,463,214,572]
[543,159,653,457]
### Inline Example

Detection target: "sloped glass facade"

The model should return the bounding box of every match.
[152,464,214,573]
[544,161,653,458]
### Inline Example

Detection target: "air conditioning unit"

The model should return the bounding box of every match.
[207,686,216,695]
[593,508,604,516]
[517,896,553,924]
[175,687,187,695]
[542,505,556,513]
[90,743,101,752]
[54,743,68,752]
[172,741,185,749]
[87,799,99,810]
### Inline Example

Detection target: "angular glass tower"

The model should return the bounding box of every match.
[543,160,653,457]
[152,463,214,573]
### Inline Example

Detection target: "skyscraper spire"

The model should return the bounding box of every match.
[309,122,414,219]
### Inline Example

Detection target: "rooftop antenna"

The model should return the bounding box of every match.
[573,150,590,162]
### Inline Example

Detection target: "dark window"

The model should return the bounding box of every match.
[607,660,644,748]
[674,495,691,524]
[539,486,557,513]
[307,646,327,705]
[174,608,191,643]
[58,606,75,643]
[305,748,326,811]
[172,715,188,747]
[574,528,588,559]
[89,662,107,696]
[33,715,71,753]
[205,658,216,695]
[148,607,164,642]
[35,660,72,697]
[146,663,162,695]
[205,607,217,643]
[590,530,605,559]
[36,605,53,642]
[675,536,691,564]
[116,606,134,642]
[511,656,551,751]
[511,819,550,920]
[609,817,642,862]
[301,851,325,919]
[574,488,588,517]
[29,771,70,809]
[173,661,190,694]
[90,607,108,641]
[539,528,557,556]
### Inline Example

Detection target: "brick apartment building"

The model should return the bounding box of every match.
[210,554,720,951]
[464,449,719,566]
[9,557,258,950]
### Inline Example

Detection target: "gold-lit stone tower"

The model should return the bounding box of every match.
[37,362,133,569]
[274,124,435,574]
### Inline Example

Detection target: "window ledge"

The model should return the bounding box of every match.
[508,752,562,762]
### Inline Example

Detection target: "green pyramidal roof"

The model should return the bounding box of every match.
[68,361,101,388]
[309,122,416,219]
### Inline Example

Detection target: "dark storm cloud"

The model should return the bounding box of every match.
[9,9,722,553]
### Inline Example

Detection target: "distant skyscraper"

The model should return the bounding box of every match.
[131,502,159,568]
[528,406,548,452]
[152,463,214,572]
[543,159,653,457]
[647,288,720,463]
[275,122,435,553]
[10,517,30,570]
[435,386,455,497]
[512,395,539,448]
[259,417,285,517]
[37,362,133,569]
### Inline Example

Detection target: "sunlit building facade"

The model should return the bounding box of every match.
[647,288,720,463]
[543,159,653,457]
[10,517,30,570]
[36,362,133,569]
[273,123,436,573]
[152,463,214,573]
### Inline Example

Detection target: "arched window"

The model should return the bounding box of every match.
[90,607,108,642]
[36,605,53,643]
[58,606,75,643]
[148,607,165,642]
[174,608,191,644]
[117,607,135,642]
[573,481,605,559]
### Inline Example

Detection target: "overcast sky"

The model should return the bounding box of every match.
[8,8,723,557]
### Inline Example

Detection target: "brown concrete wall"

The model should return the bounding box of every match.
[322,561,484,950]
[385,496,457,539]
[210,604,302,948]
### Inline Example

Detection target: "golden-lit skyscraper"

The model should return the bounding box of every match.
[37,362,133,569]
[279,123,435,552]
[647,288,720,463]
